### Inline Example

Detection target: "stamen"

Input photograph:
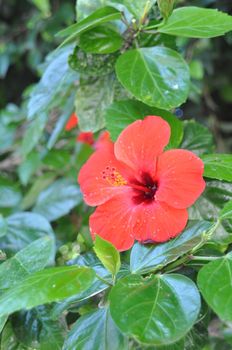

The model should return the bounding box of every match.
[102,167,127,187]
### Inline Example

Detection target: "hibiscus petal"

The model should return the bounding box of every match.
[89,190,135,251]
[133,201,188,243]
[65,113,78,131]
[156,149,205,209]
[78,141,132,206]
[114,116,170,175]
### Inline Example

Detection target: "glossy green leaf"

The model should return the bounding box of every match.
[94,235,121,276]
[198,253,232,321]
[11,306,65,350]
[189,180,232,245]
[0,215,7,237]
[158,7,232,38]
[0,236,54,290]
[79,25,122,54]
[75,0,131,31]
[33,179,82,221]
[0,322,23,349]
[181,120,215,155]
[0,266,95,316]
[202,154,232,182]
[220,200,232,220]
[114,0,156,20]
[58,6,122,46]
[105,99,183,147]
[130,221,213,274]
[0,212,55,256]
[21,113,47,156]
[115,47,190,110]
[63,306,128,350]
[76,0,104,20]
[51,253,112,318]
[110,273,201,345]
[75,76,116,132]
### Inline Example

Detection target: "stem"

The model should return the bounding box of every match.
[164,255,189,273]
[164,221,221,273]
[190,255,220,261]
[142,30,159,35]
[143,23,161,30]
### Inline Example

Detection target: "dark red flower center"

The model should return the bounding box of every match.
[130,172,158,205]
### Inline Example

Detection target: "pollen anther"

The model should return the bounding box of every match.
[102,166,127,186]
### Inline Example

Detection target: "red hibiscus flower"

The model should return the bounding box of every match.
[78,116,205,251]
[77,132,94,146]
[65,113,78,131]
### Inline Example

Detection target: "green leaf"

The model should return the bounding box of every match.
[158,0,175,19]
[18,152,41,186]
[0,212,55,256]
[197,253,232,322]
[75,0,104,20]
[51,253,111,318]
[21,173,55,210]
[114,0,156,20]
[0,179,22,209]
[189,180,232,245]
[158,7,232,38]
[21,113,47,156]
[0,266,95,316]
[180,120,215,155]
[105,99,183,147]
[94,235,121,277]
[33,179,82,221]
[75,75,116,132]
[0,236,54,290]
[11,306,66,350]
[1,322,25,350]
[75,0,131,29]
[202,154,232,182]
[115,47,190,110]
[63,306,128,350]
[130,221,213,274]
[0,215,7,237]
[28,46,78,119]
[58,6,122,47]
[220,200,232,221]
[43,150,71,169]
[0,120,16,152]
[79,25,122,54]
[109,273,201,345]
